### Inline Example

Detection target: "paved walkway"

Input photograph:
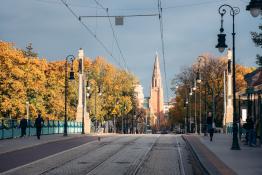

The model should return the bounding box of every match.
[0,134,86,154]
[0,133,115,154]
[184,133,262,175]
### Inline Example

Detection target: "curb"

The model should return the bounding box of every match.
[182,135,237,175]
[182,135,210,175]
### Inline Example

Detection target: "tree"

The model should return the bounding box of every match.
[170,54,252,128]
[251,24,262,67]
[0,41,139,123]
[23,43,38,58]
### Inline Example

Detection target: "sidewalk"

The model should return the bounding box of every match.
[0,133,99,154]
[183,133,262,175]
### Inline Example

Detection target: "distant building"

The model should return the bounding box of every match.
[134,84,144,108]
[164,100,175,115]
[149,53,164,129]
[143,97,150,109]
[144,97,151,128]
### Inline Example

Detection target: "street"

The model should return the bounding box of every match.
[2,134,196,175]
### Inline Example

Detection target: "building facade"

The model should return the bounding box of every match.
[134,84,144,108]
[224,49,234,127]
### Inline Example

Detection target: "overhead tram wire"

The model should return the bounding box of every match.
[60,0,124,69]
[158,0,169,101]
[37,0,224,11]
[93,0,129,71]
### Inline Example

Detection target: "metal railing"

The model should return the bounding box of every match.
[0,119,82,140]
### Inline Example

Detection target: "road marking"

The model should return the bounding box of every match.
[176,136,185,175]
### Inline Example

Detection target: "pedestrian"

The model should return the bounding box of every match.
[256,119,260,145]
[19,116,27,137]
[35,113,44,139]
[207,112,212,131]
[246,117,255,146]
[209,126,214,141]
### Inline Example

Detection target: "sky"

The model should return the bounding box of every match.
[0,0,261,100]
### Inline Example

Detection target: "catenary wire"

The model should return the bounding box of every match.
[60,0,125,69]
[93,0,129,71]
[158,0,169,101]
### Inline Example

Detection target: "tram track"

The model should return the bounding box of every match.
[40,136,140,175]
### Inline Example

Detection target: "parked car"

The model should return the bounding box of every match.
[161,130,168,134]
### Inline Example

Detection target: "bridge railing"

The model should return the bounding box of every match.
[0,119,82,140]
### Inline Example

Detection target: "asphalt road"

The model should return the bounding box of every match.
[2,134,197,175]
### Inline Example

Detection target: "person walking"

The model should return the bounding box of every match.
[19,116,27,137]
[209,126,214,141]
[246,117,255,146]
[35,113,44,139]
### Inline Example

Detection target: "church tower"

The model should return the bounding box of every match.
[149,53,164,129]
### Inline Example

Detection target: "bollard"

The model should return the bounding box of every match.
[11,119,14,138]
[1,119,3,139]
[58,121,60,134]
[53,120,55,134]
[98,136,101,141]
[48,119,50,135]
[28,120,31,136]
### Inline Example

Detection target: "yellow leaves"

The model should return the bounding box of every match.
[0,41,138,121]
[236,64,254,92]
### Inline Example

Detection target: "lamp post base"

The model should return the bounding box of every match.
[231,123,240,150]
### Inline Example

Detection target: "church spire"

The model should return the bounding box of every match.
[152,52,161,88]
[150,52,164,130]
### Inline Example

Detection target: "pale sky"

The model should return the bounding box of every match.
[0,0,261,100]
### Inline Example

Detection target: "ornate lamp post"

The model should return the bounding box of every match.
[189,87,193,132]
[64,55,76,136]
[246,0,262,17]
[216,4,240,150]
[192,80,197,134]
[86,81,102,133]
[197,56,208,136]
[196,63,202,134]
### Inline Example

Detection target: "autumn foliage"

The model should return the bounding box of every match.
[169,54,253,128]
[0,41,137,121]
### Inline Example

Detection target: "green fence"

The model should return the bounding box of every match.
[0,119,82,140]
[226,122,246,136]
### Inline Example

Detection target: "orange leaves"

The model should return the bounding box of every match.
[0,41,138,121]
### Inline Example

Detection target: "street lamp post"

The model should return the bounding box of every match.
[193,81,197,134]
[184,96,188,134]
[196,61,202,134]
[95,87,102,133]
[189,88,193,132]
[198,56,208,136]
[216,4,240,150]
[26,101,29,121]
[81,75,85,134]
[64,55,76,136]
[86,80,102,133]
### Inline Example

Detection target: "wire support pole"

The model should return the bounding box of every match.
[158,0,169,100]
[79,14,159,19]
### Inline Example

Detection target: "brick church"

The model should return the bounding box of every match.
[149,53,164,130]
